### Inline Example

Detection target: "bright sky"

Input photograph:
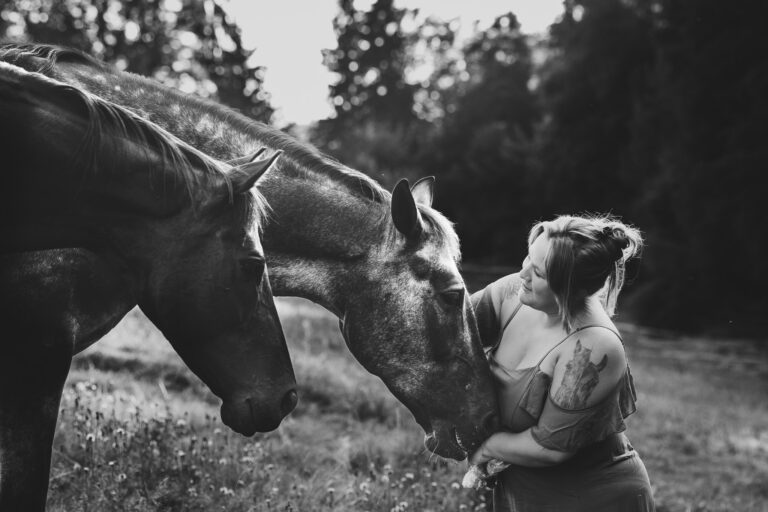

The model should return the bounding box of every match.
[224,0,564,126]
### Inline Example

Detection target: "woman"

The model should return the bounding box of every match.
[468,214,655,511]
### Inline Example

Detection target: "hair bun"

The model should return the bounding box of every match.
[602,225,628,262]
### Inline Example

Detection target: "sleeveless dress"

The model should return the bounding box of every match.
[473,276,655,512]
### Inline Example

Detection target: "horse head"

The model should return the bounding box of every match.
[136,152,298,435]
[0,62,297,435]
[339,177,499,460]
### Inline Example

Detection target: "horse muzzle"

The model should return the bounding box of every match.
[424,411,499,461]
[220,389,298,435]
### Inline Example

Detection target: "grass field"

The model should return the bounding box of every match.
[46,298,768,511]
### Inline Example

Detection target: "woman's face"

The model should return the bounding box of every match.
[519,234,559,314]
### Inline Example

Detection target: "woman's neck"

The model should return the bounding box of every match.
[569,295,611,330]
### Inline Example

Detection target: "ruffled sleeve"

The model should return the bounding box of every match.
[472,285,500,349]
[530,369,638,452]
[471,274,521,348]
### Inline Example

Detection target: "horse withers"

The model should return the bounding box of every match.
[0,63,297,510]
[4,44,503,461]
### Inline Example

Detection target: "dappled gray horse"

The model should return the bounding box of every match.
[2,44,501,461]
[0,63,296,510]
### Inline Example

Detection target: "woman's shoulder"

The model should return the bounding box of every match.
[562,325,627,370]
[493,272,523,299]
[549,325,627,409]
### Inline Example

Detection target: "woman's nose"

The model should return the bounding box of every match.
[520,256,531,276]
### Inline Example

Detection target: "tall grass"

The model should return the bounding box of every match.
[46,300,768,511]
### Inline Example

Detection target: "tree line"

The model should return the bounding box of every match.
[311,0,764,336]
[1,0,763,335]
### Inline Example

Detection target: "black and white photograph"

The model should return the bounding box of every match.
[0,1,765,510]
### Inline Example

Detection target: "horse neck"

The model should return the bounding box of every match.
[51,62,394,314]
[2,90,200,265]
[54,62,261,162]
[258,169,391,315]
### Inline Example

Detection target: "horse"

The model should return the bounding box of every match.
[0,62,298,511]
[0,44,502,461]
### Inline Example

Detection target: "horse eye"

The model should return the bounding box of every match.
[440,288,464,307]
[240,255,265,283]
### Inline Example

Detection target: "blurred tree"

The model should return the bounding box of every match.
[311,0,428,187]
[0,0,274,123]
[534,0,655,217]
[626,0,767,333]
[423,13,540,263]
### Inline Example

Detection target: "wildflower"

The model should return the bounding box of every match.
[176,419,187,427]
[176,450,186,458]
[359,481,370,493]
[219,486,234,496]
[381,475,390,484]
[451,482,461,490]
[85,433,95,443]
[218,457,228,465]
[404,472,415,480]
[117,473,127,482]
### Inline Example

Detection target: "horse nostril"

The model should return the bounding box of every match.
[281,389,298,416]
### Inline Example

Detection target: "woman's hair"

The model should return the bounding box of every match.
[527,214,643,332]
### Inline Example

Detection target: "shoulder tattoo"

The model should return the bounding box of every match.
[553,339,608,409]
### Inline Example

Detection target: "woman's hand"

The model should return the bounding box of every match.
[468,438,493,465]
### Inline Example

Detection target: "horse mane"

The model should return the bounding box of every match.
[0,43,452,249]
[159,78,459,253]
[0,58,267,221]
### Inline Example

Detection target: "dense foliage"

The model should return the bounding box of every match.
[0,0,274,122]
[313,0,764,335]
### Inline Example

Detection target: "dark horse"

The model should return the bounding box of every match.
[0,62,297,510]
[1,44,501,462]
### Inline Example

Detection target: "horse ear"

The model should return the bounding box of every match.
[231,150,282,194]
[227,148,266,167]
[391,178,423,238]
[410,176,435,207]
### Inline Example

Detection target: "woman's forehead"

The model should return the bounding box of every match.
[529,234,550,266]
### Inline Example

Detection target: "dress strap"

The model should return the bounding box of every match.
[485,297,524,356]
[534,324,622,369]
[500,301,523,334]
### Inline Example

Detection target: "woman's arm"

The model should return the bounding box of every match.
[469,429,573,467]
[470,273,520,347]
[470,329,627,467]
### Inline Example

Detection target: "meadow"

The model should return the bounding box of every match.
[47,298,768,511]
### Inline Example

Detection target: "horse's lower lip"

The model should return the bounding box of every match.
[423,426,466,460]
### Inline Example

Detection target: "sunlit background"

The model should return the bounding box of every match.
[226,0,564,126]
